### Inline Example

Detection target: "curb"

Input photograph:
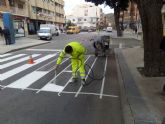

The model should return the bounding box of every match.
[115,48,134,124]
[2,42,50,54]
[115,48,157,124]
[111,36,141,41]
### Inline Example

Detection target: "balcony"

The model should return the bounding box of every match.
[36,12,55,22]
[11,7,28,17]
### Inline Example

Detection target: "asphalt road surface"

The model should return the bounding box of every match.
[0,32,124,124]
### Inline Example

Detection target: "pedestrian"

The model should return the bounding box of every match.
[160,36,165,51]
[135,27,137,34]
[0,26,3,36]
[54,41,87,85]
[3,27,10,45]
[160,36,165,94]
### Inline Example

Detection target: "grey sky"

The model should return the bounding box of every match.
[64,0,114,15]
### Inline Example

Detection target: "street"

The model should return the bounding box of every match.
[0,32,125,124]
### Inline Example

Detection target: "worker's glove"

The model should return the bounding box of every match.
[54,64,59,71]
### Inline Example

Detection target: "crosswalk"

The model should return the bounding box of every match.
[0,52,59,87]
[0,51,117,99]
[0,54,57,81]
[0,50,94,92]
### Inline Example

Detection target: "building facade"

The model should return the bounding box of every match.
[0,0,65,36]
[66,4,103,30]
[120,1,140,30]
[0,0,10,27]
[0,0,29,37]
[28,0,64,34]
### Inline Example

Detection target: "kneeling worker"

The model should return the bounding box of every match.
[55,41,86,85]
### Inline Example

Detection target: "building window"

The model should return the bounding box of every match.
[18,4,24,9]
[91,18,93,22]
[84,9,88,16]
[36,7,42,13]
[0,0,6,6]
[73,19,75,22]
[84,19,87,21]
[43,9,46,13]
[32,6,36,14]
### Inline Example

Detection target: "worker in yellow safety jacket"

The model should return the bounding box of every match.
[55,41,86,85]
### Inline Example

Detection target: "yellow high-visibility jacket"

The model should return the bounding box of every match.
[56,41,86,65]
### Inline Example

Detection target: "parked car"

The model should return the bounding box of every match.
[103,28,106,31]
[37,27,53,40]
[38,24,59,40]
[106,26,113,32]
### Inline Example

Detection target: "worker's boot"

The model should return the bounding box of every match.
[70,77,78,83]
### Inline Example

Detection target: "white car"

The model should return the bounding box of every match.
[106,27,113,32]
[37,28,52,40]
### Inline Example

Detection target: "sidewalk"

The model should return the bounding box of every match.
[111,30,142,41]
[112,36,165,124]
[0,36,50,54]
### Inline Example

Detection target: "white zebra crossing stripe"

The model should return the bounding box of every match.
[0,54,40,69]
[40,83,64,92]
[0,54,57,81]
[26,49,62,52]
[0,54,26,62]
[6,71,48,89]
[0,53,12,57]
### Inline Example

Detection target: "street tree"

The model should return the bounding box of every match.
[85,0,129,36]
[87,0,165,76]
[132,0,164,76]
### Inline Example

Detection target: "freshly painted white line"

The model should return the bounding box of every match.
[36,58,70,93]
[78,92,118,98]
[0,54,26,62]
[59,91,118,98]
[58,56,91,96]
[63,70,72,73]
[7,71,48,89]
[0,84,5,88]
[26,49,62,52]
[75,57,98,97]
[0,53,12,57]
[0,54,56,81]
[46,58,69,72]
[75,85,83,98]
[0,84,118,98]
[58,77,72,96]
[0,54,40,69]
[37,54,90,94]
[100,57,108,99]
